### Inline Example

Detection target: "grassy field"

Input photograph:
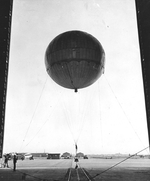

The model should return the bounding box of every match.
[0,158,150,180]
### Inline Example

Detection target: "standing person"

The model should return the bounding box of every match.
[13,154,18,171]
[4,154,9,168]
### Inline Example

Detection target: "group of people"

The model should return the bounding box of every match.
[3,153,18,171]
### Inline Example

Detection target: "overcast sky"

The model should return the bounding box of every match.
[3,0,149,155]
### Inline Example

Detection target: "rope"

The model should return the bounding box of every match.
[104,74,148,153]
[61,92,82,146]
[92,146,150,179]
[97,80,103,150]
[19,76,48,152]
[24,92,62,148]
[61,86,96,156]
[61,89,89,156]
[61,95,76,144]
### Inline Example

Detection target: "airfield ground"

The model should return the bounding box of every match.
[0,158,150,180]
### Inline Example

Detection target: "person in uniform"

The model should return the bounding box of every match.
[13,154,18,171]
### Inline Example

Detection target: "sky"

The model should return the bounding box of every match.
[3,0,149,155]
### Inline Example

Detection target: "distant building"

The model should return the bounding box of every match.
[76,152,84,158]
[32,153,47,158]
[47,153,60,159]
[61,152,71,159]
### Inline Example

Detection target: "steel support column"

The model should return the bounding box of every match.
[135,0,150,147]
[0,0,13,158]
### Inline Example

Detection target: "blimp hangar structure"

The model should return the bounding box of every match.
[0,0,150,157]
[0,0,13,158]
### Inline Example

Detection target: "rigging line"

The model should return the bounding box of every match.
[97,80,103,149]
[104,74,147,152]
[75,88,95,144]
[61,91,86,148]
[77,86,97,143]
[24,92,62,148]
[92,146,150,179]
[25,110,52,147]
[61,93,77,144]
[76,92,80,132]
[73,93,82,144]
[19,75,48,151]
[62,90,87,145]
[20,75,48,150]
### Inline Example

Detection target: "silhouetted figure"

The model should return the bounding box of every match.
[4,154,9,168]
[13,154,18,171]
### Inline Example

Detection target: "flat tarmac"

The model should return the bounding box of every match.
[0,158,150,180]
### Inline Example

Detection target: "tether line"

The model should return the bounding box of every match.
[104,74,148,153]
[19,76,48,151]
[24,92,62,148]
[92,146,149,179]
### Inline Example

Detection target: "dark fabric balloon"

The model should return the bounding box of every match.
[45,30,105,91]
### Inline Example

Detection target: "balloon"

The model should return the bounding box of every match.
[45,30,105,92]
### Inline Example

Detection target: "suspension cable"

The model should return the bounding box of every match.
[97,80,103,150]
[24,92,62,148]
[92,146,150,179]
[104,74,148,153]
[61,95,78,156]
[61,94,77,144]
[61,88,94,155]
[19,75,48,152]
[75,87,95,144]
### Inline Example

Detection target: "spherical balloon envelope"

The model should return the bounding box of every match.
[45,30,105,91]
